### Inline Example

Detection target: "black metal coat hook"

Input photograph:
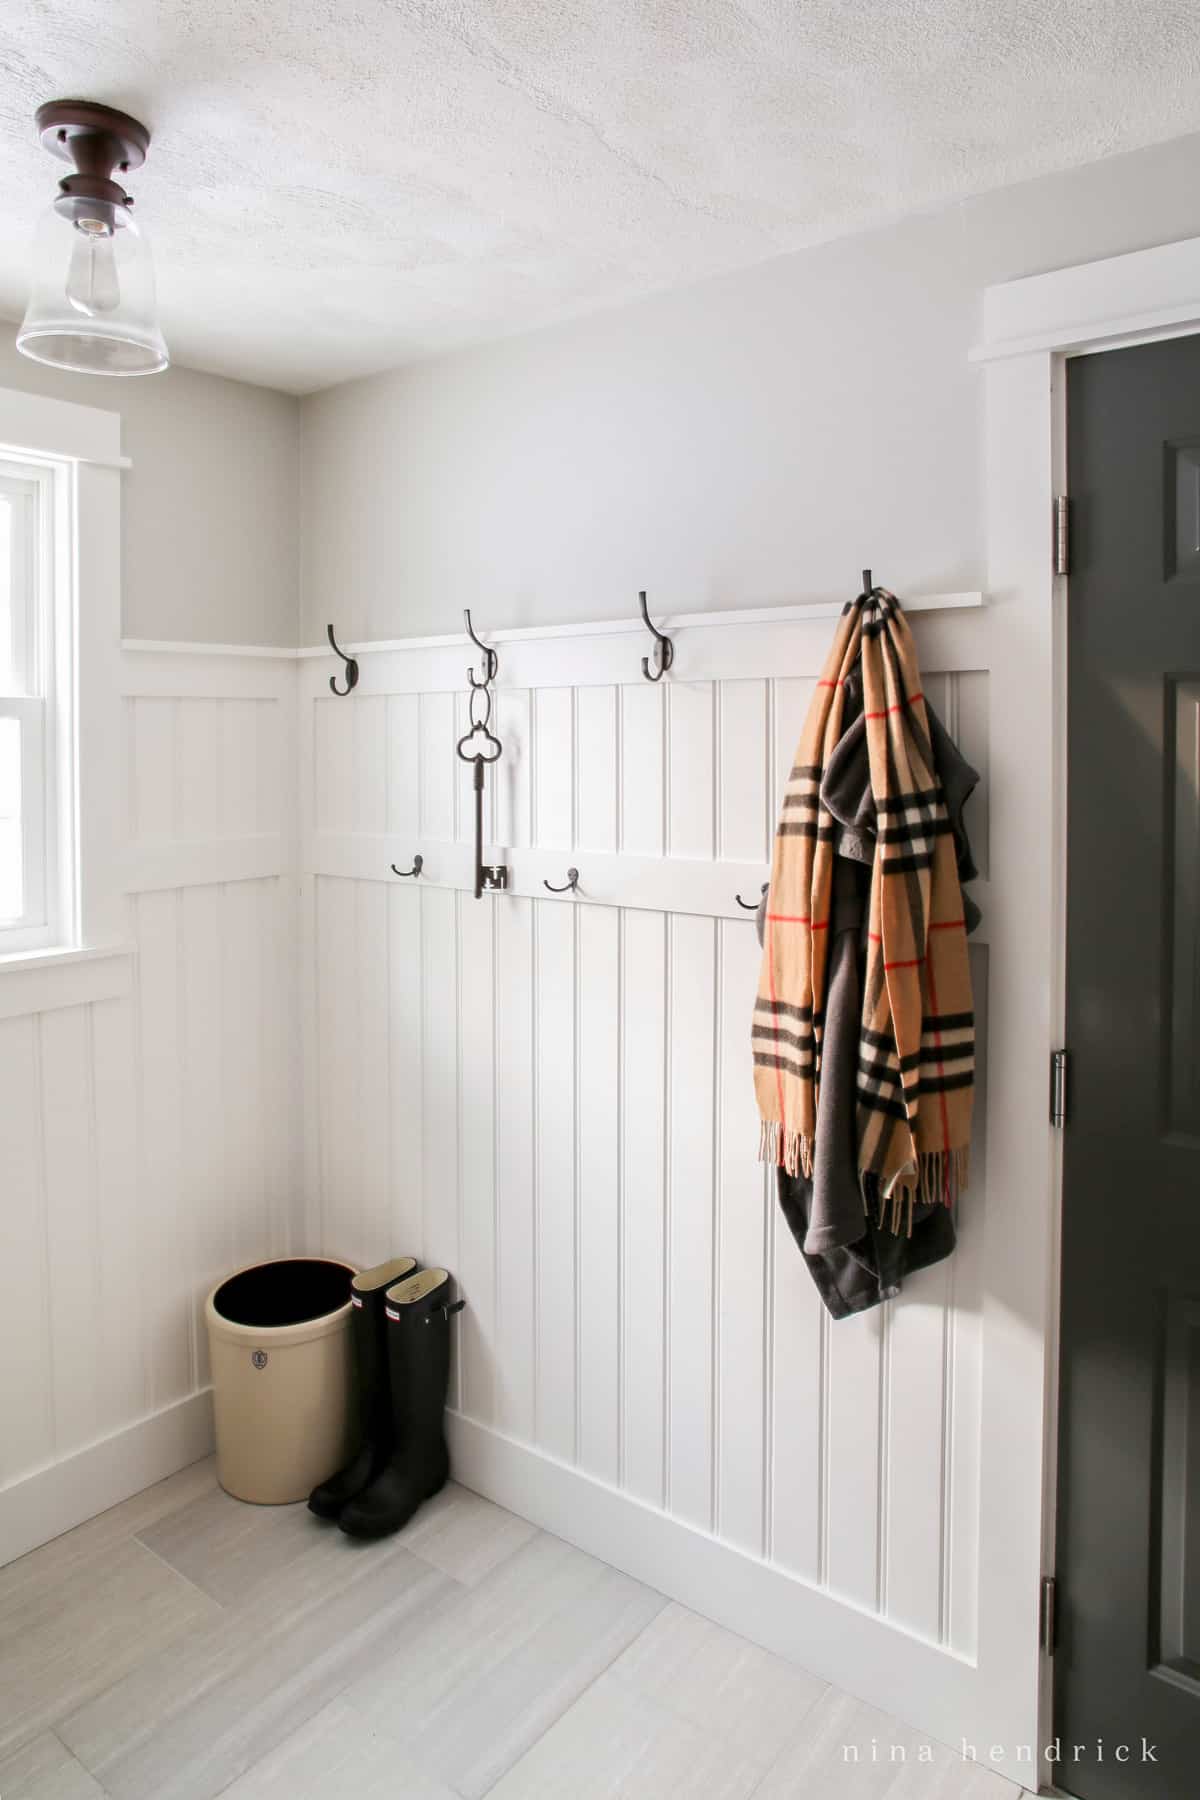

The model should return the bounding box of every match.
[638,590,673,682]
[735,893,760,910]
[326,623,359,696]
[391,854,423,878]
[544,868,579,894]
[464,608,498,688]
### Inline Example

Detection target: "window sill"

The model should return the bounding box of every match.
[0,940,135,975]
[0,942,135,1020]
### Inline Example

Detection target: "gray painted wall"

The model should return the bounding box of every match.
[0,342,299,646]
[299,129,1200,645]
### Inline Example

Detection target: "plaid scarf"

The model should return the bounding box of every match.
[753,590,973,1229]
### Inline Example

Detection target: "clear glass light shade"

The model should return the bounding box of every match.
[17,202,168,376]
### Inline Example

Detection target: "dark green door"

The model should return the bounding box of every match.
[1059,335,1200,1798]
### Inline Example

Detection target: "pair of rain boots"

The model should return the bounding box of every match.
[308,1258,463,1539]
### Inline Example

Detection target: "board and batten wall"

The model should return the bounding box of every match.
[0,352,299,1563]
[297,600,997,1746]
[0,648,297,1563]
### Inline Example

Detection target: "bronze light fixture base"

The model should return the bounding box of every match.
[36,99,151,226]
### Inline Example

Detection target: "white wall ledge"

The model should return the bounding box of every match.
[121,639,298,659]
[122,591,984,664]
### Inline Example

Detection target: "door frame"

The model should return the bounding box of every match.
[973,234,1200,1794]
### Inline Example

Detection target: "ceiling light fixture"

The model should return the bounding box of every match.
[17,99,168,377]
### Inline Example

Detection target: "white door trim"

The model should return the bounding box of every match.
[972,234,1200,364]
[977,230,1200,1793]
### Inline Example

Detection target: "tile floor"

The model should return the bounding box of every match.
[0,1459,1037,1799]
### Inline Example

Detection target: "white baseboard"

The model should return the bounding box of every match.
[0,1389,215,1567]
[445,1412,1008,1774]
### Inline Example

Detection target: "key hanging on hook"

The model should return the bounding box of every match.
[456,677,505,899]
[326,623,359,696]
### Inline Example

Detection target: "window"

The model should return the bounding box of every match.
[0,452,72,954]
[0,384,123,966]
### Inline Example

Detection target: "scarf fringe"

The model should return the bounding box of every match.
[760,1121,969,1234]
[759,1119,813,1180]
[868,1147,970,1237]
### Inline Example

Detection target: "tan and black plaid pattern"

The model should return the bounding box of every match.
[753,591,974,1228]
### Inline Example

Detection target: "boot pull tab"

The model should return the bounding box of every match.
[424,1299,465,1325]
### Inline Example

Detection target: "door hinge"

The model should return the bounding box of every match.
[1050,1048,1068,1128]
[1040,1575,1057,1654]
[1054,495,1070,576]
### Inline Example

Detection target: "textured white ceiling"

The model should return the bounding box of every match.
[2,0,1200,392]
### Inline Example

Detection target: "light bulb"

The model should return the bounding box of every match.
[66,219,120,316]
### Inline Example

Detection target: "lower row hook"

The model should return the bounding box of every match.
[391,855,423,878]
[544,868,579,894]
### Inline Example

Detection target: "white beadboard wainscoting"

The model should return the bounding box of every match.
[0,649,298,1564]
[2,598,1030,1767]
[296,600,1006,1755]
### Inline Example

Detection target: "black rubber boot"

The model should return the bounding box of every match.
[338,1268,463,1540]
[307,1256,419,1520]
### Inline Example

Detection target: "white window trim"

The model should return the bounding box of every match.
[0,455,69,951]
[0,384,126,967]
